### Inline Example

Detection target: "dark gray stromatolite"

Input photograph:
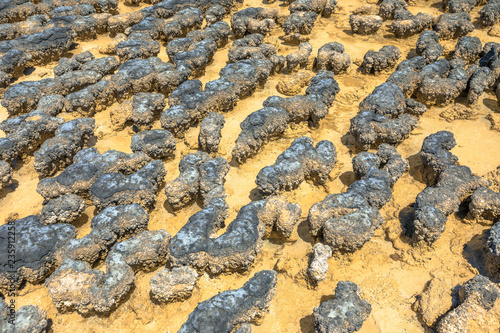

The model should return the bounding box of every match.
[232,70,339,164]
[230,7,284,38]
[0,215,77,291]
[434,12,474,40]
[390,11,433,38]
[33,117,95,177]
[198,112,225,153]
[0,297,48,333]
[256,137,337,196]
[360,45,401,74]
[349,14,383,35]
[453,36,482,64]
[315,42,351,74]
[349,82,420,149]
[283,11,318,43]
[36,148,152,200]
[46,229,170,315]
[165,152,228,213]
[467,187,500,224]
[411,131,489,243]
[178,270,278,333]
[0,160,12,190]
[313,281,372,333]
[89,160,166,211]
[150,266,199,303]
[480,0,500,26]
[40,194,86,225]
[308,144,408,252]
[160,59,273,138]
[436,275,500,333]
[169,196,301,274]
[130,129,176,159]
[60,204,149,265]
[416,31,443,64]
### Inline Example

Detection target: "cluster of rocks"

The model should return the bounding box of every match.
[0,297,48,333]
[410,131,489,243]
[168,195,301,274]
[60,204,149,264]
[46,228,171,314]
[360,45,401,74]
[314,42,351,74]
[111,3,231,62]
[230,7,285,38]
[33,117,95,177]
[0,95,102,189]
[126,7,203,39]
[36,147,166,212]
[165,151,229,211]
[2,52,118,115]
[1,0,235,91]
[232,70,339,163]
[229,34,349,77]
[284,0,338,43]
[435,275,500,332]
[255,136,337,196]
[63,58,181,117]
[107,21,232,130]
[308,144,408,252]
[0,203,156,296]
[160,58,273,137]
[0,44,219,181]
[389,8,433,38]
[165,21,231,76]
[0,0,117,25]
[2,0,500,330]
[313,281,372,333]
[0,0,238,118]
[0,202,172,315]
[0,28,75,91]
[0,110,64,164]
[226,33,284,74]
[178,270,277,333]
[0,214,77,291]
[350,1,499,39]
[106,0,236,36]
[350,39,500,149]
[349,81,424,149]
